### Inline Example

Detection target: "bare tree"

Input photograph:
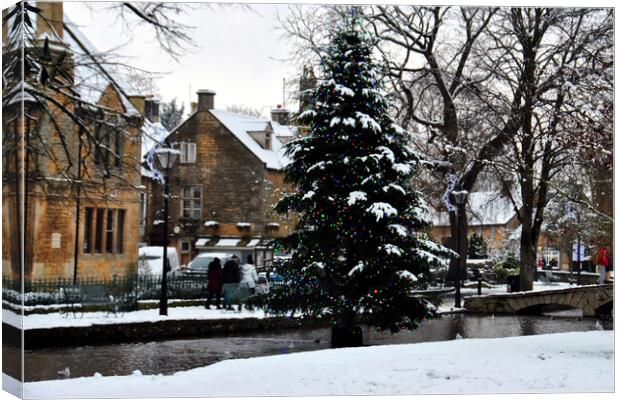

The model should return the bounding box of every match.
[225,104,263,118]
[479,8,613,290]
[365,6,523,282]
[2,1,196,279]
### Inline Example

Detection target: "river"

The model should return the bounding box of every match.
[3,312,612,382]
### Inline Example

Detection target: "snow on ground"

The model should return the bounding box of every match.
[11,331,613,398]
[2,281,589,330]
[2,306,267,330]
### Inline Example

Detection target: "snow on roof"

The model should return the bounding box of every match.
[62,16,141,117]
[467,192,517,226]
[141,119,169,160]
[272,121,298,138]
[209,110,291,170]
[216,238,242,247]
[430,191,518,227]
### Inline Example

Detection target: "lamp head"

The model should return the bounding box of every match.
[155,147,180,170]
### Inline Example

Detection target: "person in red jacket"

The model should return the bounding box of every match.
[597,247,609,284]
[206,258,223,309]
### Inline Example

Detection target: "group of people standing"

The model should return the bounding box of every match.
[205,255,259,310]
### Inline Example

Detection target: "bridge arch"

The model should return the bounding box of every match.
[464,284,613,318]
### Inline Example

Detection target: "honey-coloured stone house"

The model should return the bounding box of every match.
[2,2,152,281]
[145,91,298,267]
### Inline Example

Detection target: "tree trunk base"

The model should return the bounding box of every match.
[331,325,363,348]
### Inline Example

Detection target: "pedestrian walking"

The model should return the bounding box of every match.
[596,246,609,284]
[240,255,258,295]
[604,250,613,283]
[206,257,223,309]
[222,255,241,310]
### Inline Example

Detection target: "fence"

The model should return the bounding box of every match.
[2,274,209,306]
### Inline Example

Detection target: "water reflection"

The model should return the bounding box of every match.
[6,313,613,382]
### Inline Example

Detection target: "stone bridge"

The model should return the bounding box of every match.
[464,284,613,318]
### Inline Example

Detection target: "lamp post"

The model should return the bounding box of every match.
[450,186,469,308]
[155,147,180,316]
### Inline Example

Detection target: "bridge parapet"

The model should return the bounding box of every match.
[464,284,613,317]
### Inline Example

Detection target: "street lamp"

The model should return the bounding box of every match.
[155,146,180,316]
[450,186,469,308]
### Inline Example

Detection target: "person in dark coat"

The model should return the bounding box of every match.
[206,258,223,309]
[221,255,241,310]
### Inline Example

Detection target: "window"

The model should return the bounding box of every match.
[180,240,191,253]
[95,208,104,253]
[94,124,122,171]
[84,208,93,252]
[180,142,196,163]
[105,209,115,253]
[83,207,126,254]
[181,185,202,219]
[139,192,147,236]
[117,209,125,254]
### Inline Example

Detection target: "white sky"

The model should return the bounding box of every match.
[63,2,297,118]
[41,0,619,121]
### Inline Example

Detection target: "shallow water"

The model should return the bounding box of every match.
[3,313,612,382]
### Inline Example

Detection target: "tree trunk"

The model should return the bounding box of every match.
[446,204,468,283]
[519,221,536,291]
[331,311,363,348]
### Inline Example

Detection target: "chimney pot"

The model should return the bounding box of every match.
[271,108,290,126]
[197,89,215,111]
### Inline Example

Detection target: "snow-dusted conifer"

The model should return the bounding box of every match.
[265,13,450,343]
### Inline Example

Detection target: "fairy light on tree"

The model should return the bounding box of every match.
[262,8,451,348]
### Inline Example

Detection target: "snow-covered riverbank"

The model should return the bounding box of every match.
[5,331,613,398]
[3,281,577,330]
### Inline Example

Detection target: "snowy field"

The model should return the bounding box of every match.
[4,331,613,398]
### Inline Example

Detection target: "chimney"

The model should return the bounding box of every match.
[190,102,198,113]
[36,1,64,41]
[144,98,160,123]
[127,95,146,115]
[271,105,290,125]
[197,89,215,111]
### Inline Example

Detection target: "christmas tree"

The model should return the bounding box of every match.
[266,14,450,347]
[468,234,488,259]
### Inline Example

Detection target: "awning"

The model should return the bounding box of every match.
[195,237,265,249]
[216,238,242,247]
[247,239,261,247]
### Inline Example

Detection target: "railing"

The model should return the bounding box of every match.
[2,274,209,306]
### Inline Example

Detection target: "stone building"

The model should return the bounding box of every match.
[146,90,298,267]
[2,2,149,280]
[429,191,572,270]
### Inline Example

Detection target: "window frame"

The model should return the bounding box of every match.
[83,207,126,255]
[180,142,197,164]
[181,185,202,220]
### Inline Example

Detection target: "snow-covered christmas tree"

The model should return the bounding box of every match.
[266,12,450,347]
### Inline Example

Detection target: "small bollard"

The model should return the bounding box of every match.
[477,278,482,295]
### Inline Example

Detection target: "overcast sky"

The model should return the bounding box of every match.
[64,2,297,118]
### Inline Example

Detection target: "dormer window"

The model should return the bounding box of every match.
[264,131,271,150]
[180,142,196,163]
[248,131,271,150]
